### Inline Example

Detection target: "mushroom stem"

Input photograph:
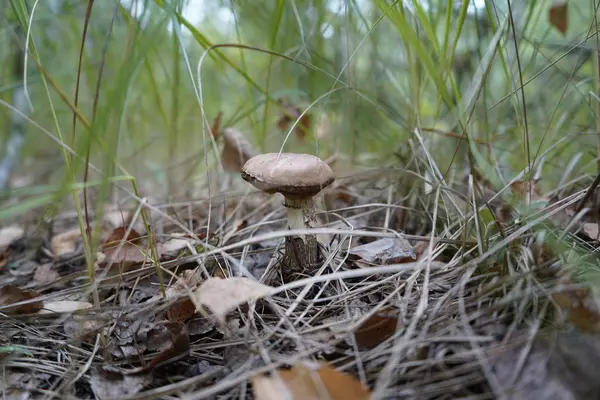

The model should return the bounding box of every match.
[282,197,319,282]
[284,197,317,240]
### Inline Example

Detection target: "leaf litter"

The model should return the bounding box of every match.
[4,161,600,399]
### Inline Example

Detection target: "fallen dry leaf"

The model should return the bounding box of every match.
[252,362,371,400]
[99,226,149,269]
[549,1,568,35]
[276,99,312,142]
[167,278,200,321]
[193,277,275,321]
[348,237,416,265]
[221,127,255,173]
[38,300,93,314]
[90,365,151,400]
[148,270,202,322]
[355,310,400,350]
[50,227,81,257]
[0,225,24,252]
[552,277,600,333]
[412,238,442,261]
[510,179,545,203]
[582,222,599,241]
[161,234,193,254]
[210,111,223,138]
[333,185,354,204]
[0,285,43,315]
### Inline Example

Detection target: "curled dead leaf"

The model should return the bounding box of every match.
[99,226,149,270]
[549,1,568,35]
[210,111,223,138]
[510,179,545,203]
[221,128,255,173]
[582,222,599,241]
[553,277,600,333]
[277,99,312,143]
[38,300,93,315]
[252,361,371,400]
[0,285,43,315]
[50,228,81,257]
[161,234,193,254]
[193,277,275,321]
[355,310,400,350]
[148,270,202,322]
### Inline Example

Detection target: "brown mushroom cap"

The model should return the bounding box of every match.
[241,153,334,198]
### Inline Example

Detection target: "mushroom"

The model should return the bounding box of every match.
[241,153,335,282]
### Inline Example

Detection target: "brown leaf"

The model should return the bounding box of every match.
[0,285,43,315]
[276,100,312,143]
[412,238,444,262]
[50,228,81,257]
[252,362,371,400]
[167,298,197,322]
[155,270,202,322]
[334,185,354,204]
[99,226,149,269]
[221,128,255,173]
[146,270,202,322]
[193,277,275,321]
[211,111,223,138]
[104,226,142,246]
[552,278,600,333]
[296,112,312,142]
[549,1,568,35]
[355,310,400,349]
[510,179,544,203]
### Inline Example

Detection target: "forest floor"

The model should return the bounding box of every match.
[2,164,600,400]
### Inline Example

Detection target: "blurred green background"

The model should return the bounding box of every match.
[1,0,598,214]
